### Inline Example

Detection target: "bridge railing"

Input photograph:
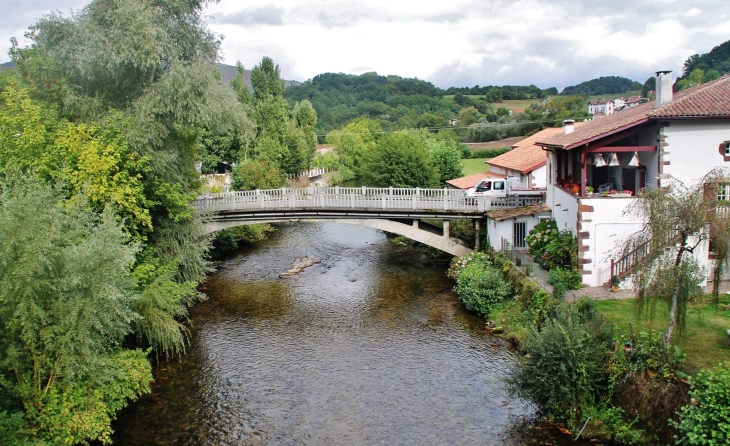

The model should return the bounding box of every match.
[193,187,545,214]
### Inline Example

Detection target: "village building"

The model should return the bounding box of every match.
[588,99,614,116]
[531,71,730,287]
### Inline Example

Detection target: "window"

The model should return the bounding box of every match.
[513,222,527,248]
[476,181,491,192]
[493,181,505,191]
[719,141,730,161]
[718,184,730,202]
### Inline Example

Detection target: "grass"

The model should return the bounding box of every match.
[460,159,490,176]
[593,296,730,372]
[441,96,542,110]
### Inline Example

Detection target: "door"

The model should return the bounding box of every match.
[513,222,527,249]
[622,167,635,193]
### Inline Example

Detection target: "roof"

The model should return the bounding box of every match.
[537,74,730,150]
[486,203,551,221]
[487,124,585,174]
[445,171,505,189]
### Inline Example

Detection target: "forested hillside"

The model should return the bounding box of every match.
[675,38,730,90]
[560,76,642,96]
[444,84,557,102]
[283,72,459,134]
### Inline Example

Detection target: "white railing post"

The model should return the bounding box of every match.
[414,187,420,210]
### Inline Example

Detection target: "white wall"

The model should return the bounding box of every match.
[663,119,730,185]
[551,186,579,234]
[486,214,548,251]
[530,165,547,188]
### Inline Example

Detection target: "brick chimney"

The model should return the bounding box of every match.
[563,119,575,135]
[655,70,673,107]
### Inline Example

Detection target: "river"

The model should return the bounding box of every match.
[112,222,574,445]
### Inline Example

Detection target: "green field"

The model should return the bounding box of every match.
[442,96,543,110]
[593,297,730,372]
[460,159,491,176]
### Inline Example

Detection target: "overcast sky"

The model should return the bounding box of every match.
[2,0,730,90]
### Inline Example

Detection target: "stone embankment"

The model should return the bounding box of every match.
[279,256,321,278]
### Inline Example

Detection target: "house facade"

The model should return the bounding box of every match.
[588,100,614,116]
[535,71,730,287]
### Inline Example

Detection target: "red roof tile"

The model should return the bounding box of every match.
[537,74,730,150]
[488,125,584,173]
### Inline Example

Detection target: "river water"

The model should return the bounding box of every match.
[112,222,572,445]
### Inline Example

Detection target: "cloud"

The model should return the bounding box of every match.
[215,5,285,27]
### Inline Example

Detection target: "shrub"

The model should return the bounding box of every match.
[455,261,511,315]
[507,299,610,421]
[525,219,558,262]
[447,251,493,279]
[548,267,583,290]
[540,229,578,270]
[469,147,511,159]
[673,362,730,445]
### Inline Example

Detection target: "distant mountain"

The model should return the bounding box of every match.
[215,63,301,89]
[560,76,642,96]
[0,61,301,88]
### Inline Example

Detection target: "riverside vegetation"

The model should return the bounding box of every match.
[447,219,730,445]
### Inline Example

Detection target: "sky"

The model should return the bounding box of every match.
[2,0,730,90]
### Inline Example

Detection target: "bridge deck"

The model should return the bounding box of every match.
[193,186,544,216]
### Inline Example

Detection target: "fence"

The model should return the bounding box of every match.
[193,187,544,214]
[502,238,553,293]
[287,167,329,179]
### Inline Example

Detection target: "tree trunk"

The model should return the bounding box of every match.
[712,259,723,305]
[665,235,687,345]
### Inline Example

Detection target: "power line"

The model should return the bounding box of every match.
[315,117,587,137]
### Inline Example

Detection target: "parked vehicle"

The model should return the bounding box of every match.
[465,177,546,197]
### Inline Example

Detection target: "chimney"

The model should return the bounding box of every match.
[563,119,575,135]
[655,70,673,107]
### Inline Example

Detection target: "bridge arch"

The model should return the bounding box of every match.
[203,218,475,257]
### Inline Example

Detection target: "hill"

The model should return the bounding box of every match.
[560,76,642,96]
[677,38,730,87]
[283,71,459,133]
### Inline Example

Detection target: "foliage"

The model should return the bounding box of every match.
[211,224,276,256]
[524,94,590,125]
[445,83,552,100]
[548,267,583,291]
[284,71,450,134]
[468,147,512,159]
[0,175,153,443]
[324,117,381,179]
[620,178,718,344]
[525,218,558,261]
[560,76,642,96]
[507,299,611,422]
[427,139,464,183]
[447,251,493,279]
[232,159,284,191]
[681,39,730,79]
[360,130,440,187]
[454,261,511,316]
[674,362,730,445]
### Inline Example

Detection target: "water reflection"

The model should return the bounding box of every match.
[112,222,573,445]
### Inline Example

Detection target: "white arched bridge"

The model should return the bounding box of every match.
[194,186,544,256]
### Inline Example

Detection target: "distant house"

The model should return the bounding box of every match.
[449,118,460,125]
[588,100,614,116]
[612,97,627,109]
[625,95,645,108]
[445,171,505,190]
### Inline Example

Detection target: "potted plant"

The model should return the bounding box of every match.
[614,190,633,197]
[586,185,594,197]
[570,184,580,195]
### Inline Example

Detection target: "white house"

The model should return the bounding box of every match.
[588,100,614,117]
[485,203,552,251]
[612,97,627,110]
[533,71,730,287]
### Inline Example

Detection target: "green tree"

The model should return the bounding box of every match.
[232,159,284,191]
[0,175,153,444]
[360,130,440,187]
[458,106,480,126]
[325,117,381,179]
[618,179,716,344]
[427,139,464,183]
[677,69,705,91]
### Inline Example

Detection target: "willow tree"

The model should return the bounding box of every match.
[618,179,718,345]
[7,0,251,355]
